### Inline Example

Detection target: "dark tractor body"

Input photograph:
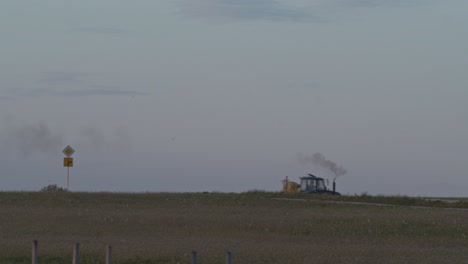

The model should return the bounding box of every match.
[299,174,340,195]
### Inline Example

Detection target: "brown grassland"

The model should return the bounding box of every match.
[0,191,467,264]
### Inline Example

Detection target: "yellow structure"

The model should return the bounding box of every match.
[281,176,299,193]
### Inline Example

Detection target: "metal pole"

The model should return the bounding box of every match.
[226,251,232,264]
[191,251,198,264]
[67,166,70,192]
[106,245,112,264]
[32,240,38,264]
[73,242,80,264]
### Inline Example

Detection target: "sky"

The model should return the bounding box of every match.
[1,0,467,196]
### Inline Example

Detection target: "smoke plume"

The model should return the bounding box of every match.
[297,152,347,180]
[1,116,63,156]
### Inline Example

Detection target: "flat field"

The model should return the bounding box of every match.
[0,192,467,264]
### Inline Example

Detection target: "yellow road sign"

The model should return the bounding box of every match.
[62,145,75,157]
[64,157,74,167]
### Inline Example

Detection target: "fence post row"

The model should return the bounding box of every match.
[30,241,233,264]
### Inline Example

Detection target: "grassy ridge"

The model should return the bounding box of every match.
[0,191,467,263]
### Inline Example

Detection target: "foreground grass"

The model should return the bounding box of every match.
[0,191,467,264]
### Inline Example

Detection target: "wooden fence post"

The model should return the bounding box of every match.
[226,251,232,264]
[106,245,112,264]
[32,240,38,264]
[191,251,198,264]
[72,242,80,264]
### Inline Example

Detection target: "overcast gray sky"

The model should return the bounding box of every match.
[1,0,467,196]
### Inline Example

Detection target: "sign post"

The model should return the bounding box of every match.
[62,145,75,192]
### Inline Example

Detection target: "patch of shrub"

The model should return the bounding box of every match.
[40,184,67,192]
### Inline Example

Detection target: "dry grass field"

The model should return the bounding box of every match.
[0,191,467,264]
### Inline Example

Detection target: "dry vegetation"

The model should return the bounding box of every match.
[0,191,467,264]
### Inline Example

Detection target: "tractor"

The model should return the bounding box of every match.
[282,174,340,195]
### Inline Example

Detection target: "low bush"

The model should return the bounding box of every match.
[40,184,66,192]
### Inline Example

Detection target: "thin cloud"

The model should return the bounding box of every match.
[179,0,423,23]
[179,0,319,23]
[31,87,148,98]
[51,88,149,97]
[78,124,133,154]
[340,0,421,8]
[69,26,132,35]
[34,72,149,98]
[39,72,87,85]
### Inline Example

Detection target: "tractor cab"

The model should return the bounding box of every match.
[299,174,340,195]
